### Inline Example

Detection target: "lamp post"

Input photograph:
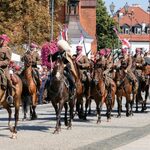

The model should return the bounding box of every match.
[148,0,150,51]
[124,2,134,54]
[50,0,54,41]
[110,2,121,50]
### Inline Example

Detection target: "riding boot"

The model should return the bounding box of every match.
[6,79,14,106]
[33,69,41,93]
[64,71,75,100]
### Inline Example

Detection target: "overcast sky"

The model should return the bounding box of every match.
[104,0,148,14]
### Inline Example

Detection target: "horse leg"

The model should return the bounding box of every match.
[143,86,149,110]
[106,98,111,122]
[84,97,90,120]
[135,94,139,112]
[117,97,122,118]
[88,99,92,115]
[126,95,130,117]
[64,102,68,126]
[68,99,75,129]
[54,101,64,134]
[31,93,37,120]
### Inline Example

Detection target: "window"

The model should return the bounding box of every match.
[135,27,141,34]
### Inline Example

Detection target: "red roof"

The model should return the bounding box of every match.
[119,34,150,42]
[114,5,150,42]
[114,5,149,26]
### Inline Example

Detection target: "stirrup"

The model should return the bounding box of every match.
[6,95,14,105]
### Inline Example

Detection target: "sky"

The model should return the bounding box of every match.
[104,0,148,14]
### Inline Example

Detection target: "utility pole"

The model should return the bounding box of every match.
[50,0,54,41]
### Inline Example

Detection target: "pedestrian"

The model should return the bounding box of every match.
[38,66,48,104]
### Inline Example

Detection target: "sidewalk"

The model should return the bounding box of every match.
[115,135,150,150]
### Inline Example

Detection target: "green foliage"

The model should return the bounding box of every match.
[0,0,66,54]
[96,0,118,50]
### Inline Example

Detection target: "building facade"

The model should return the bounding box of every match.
[58,0,97,55]
[114,4,150,54]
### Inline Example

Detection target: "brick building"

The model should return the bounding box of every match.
[58,0,97,56]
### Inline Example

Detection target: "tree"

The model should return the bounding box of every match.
[0,0,66,54]
[96,0,118,50]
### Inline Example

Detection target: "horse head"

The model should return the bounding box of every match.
[115,68,125,87]
[23,54,32,67]
[52,53,64,81]
[93,65,103,84]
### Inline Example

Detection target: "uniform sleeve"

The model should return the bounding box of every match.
[82,56,90,68]
[127,56,132,70]
[0,47,11,67]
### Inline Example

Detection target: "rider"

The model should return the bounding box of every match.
[22,43,41,93]
[75,45,90,81]
[133,48,145,101]
[103,48,115,100]
[120,48,138,92]
[57,39,76,99]
[0,34,14,105]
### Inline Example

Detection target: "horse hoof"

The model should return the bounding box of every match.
[10,133,17,139]
[117,115,121,118]
[107,119,111,122]
[53,130,59,134]
[67,126,72,130]
[97,120,101,124]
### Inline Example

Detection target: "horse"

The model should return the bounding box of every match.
[20,53,38,120]
[72,60,91,120]
[134,69,149,112]
[89,65,116,123]
[115,68,137,117]
[47,53,75,134]
[0,70,22,139]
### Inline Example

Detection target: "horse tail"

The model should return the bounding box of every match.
[21,94,31,114]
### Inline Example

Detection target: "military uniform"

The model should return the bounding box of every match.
[120,53,138,92]
[0,34,14,105]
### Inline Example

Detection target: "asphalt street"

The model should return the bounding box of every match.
[0,96,150,150]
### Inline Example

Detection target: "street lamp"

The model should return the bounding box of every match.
[50,0,54,41]
[123,2,134,54]
[109,2,115,16]
[110,2,122,50]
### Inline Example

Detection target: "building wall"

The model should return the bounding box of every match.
[131,42,149,54]
[79,1,97,54]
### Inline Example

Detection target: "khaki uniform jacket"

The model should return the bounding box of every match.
[0,46,12,79]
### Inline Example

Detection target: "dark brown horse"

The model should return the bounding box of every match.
[115,68,137,117]
[47,54,75,133]
[20,53,38,120]
[0,71,22,139]
[90,66,116,123]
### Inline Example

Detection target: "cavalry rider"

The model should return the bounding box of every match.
[133,48,145,73]
[57,39,76,99]
[0,34,14,105]
[103,48,115,100]
[22,43,41,93]
[119,48,138,92]
[96,49,106,69]
[132,48,145,101]
[75,45,90,81]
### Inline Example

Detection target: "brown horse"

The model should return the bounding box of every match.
[20,53,38,120]
[47,54,75,133]
[0,71,22,139]
[90,65,116,123]
[115,68,137,117]
[73,60,91,120]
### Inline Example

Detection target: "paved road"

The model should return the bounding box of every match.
[0,97,150,150]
